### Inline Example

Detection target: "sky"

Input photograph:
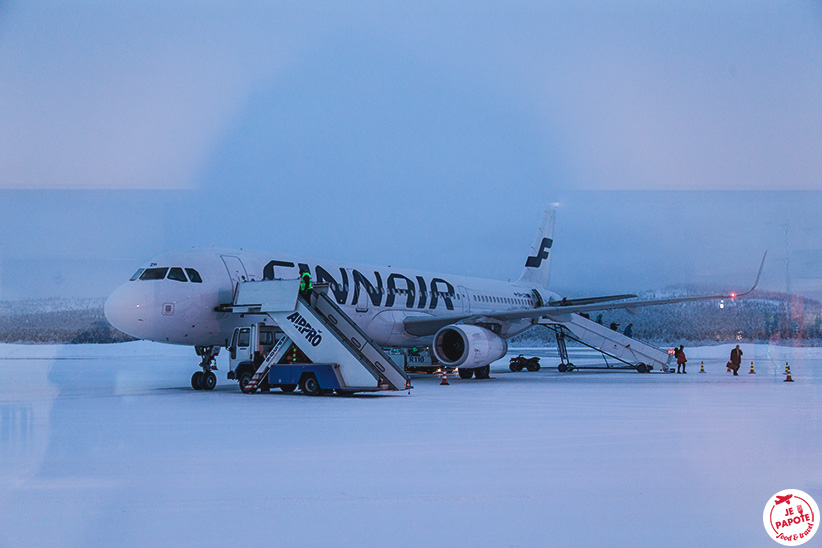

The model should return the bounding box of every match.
[0,2,821,301]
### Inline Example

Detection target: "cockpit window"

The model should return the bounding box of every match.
[185,268,203,283]
[167,267,187,282]
[139,267,169,281]
[129,269,144,281]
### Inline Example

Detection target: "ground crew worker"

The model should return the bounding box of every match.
[675,345,687,374]
[624,323,633,338]
[729,345,743,376]
[300,271,313,300]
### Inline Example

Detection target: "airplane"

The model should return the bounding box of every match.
[105,209,764,389]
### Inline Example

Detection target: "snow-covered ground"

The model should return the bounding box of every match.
[1,342,820,548]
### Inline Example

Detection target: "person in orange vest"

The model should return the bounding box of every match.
[675,345,687,374]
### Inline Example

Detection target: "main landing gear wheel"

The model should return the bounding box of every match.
[201,371,217,390]
[474,365,491,379]
[458,368,474,379]
[557,363,567,373]
[191,371,204,390]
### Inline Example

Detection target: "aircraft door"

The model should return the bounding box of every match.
[459,286,471,313]
[221,255,248,285]
[349,267,369,313]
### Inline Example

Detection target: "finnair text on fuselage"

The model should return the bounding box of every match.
[267,260,460,311]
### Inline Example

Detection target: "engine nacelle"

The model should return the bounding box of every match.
[433,325,508,369]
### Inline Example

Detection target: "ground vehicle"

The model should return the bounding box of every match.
[224,281,411,396]
[509,354,541,372]
[227,322,281,391]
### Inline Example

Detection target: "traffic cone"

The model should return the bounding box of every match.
[785,365,794,382]
[784,362,789,375]
[749,361,755,374]
[699,361,705,373]
[440,370,449,385]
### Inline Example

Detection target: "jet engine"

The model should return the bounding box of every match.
[432,325,508,369]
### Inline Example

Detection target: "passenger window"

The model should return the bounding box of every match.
[185,268,203,283]
[238,329,250,347]
[139,267,169,280]
[129,269,144,281]
[168,267,187,282]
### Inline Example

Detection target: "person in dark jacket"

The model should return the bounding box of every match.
[729,345,743,376]
[675,345,687,374]
[299,271,313,301]
[624,323,633,338]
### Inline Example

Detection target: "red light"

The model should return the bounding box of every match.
[731,293,736,298]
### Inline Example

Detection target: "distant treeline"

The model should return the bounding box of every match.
[0,298,136,344]
[1,290,820,345]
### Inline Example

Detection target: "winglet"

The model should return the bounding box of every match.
[733,251,766,298]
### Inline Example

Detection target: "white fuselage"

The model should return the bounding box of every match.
[104,248,559,348]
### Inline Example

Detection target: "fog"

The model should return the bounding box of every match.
[1,2,820,301]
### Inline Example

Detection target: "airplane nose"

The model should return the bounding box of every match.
[105,283,149,339]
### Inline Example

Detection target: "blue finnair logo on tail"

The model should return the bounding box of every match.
[525,238,553,268]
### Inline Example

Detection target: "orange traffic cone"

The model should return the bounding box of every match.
[749,361,755,374]
[784,365,794,382]
[699,362,705,373]
[784,362,790,375]
[440,370,449,385]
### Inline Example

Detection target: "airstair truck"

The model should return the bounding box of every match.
[226,279,411,396]
[540,313,673,373]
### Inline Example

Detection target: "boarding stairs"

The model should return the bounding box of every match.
[244,335,291,393]
[230,279,411,392]
[540,313,672,372]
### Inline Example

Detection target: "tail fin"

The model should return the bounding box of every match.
[516,209,555,288]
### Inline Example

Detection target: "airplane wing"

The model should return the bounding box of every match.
[404,252,766,337]
[547,294,637,307]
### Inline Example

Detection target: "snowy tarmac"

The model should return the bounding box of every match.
[1,341,821,548]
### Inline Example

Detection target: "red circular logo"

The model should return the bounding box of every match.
[764,489,819,546]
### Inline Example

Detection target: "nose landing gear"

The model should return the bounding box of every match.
[191,346,220,391]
